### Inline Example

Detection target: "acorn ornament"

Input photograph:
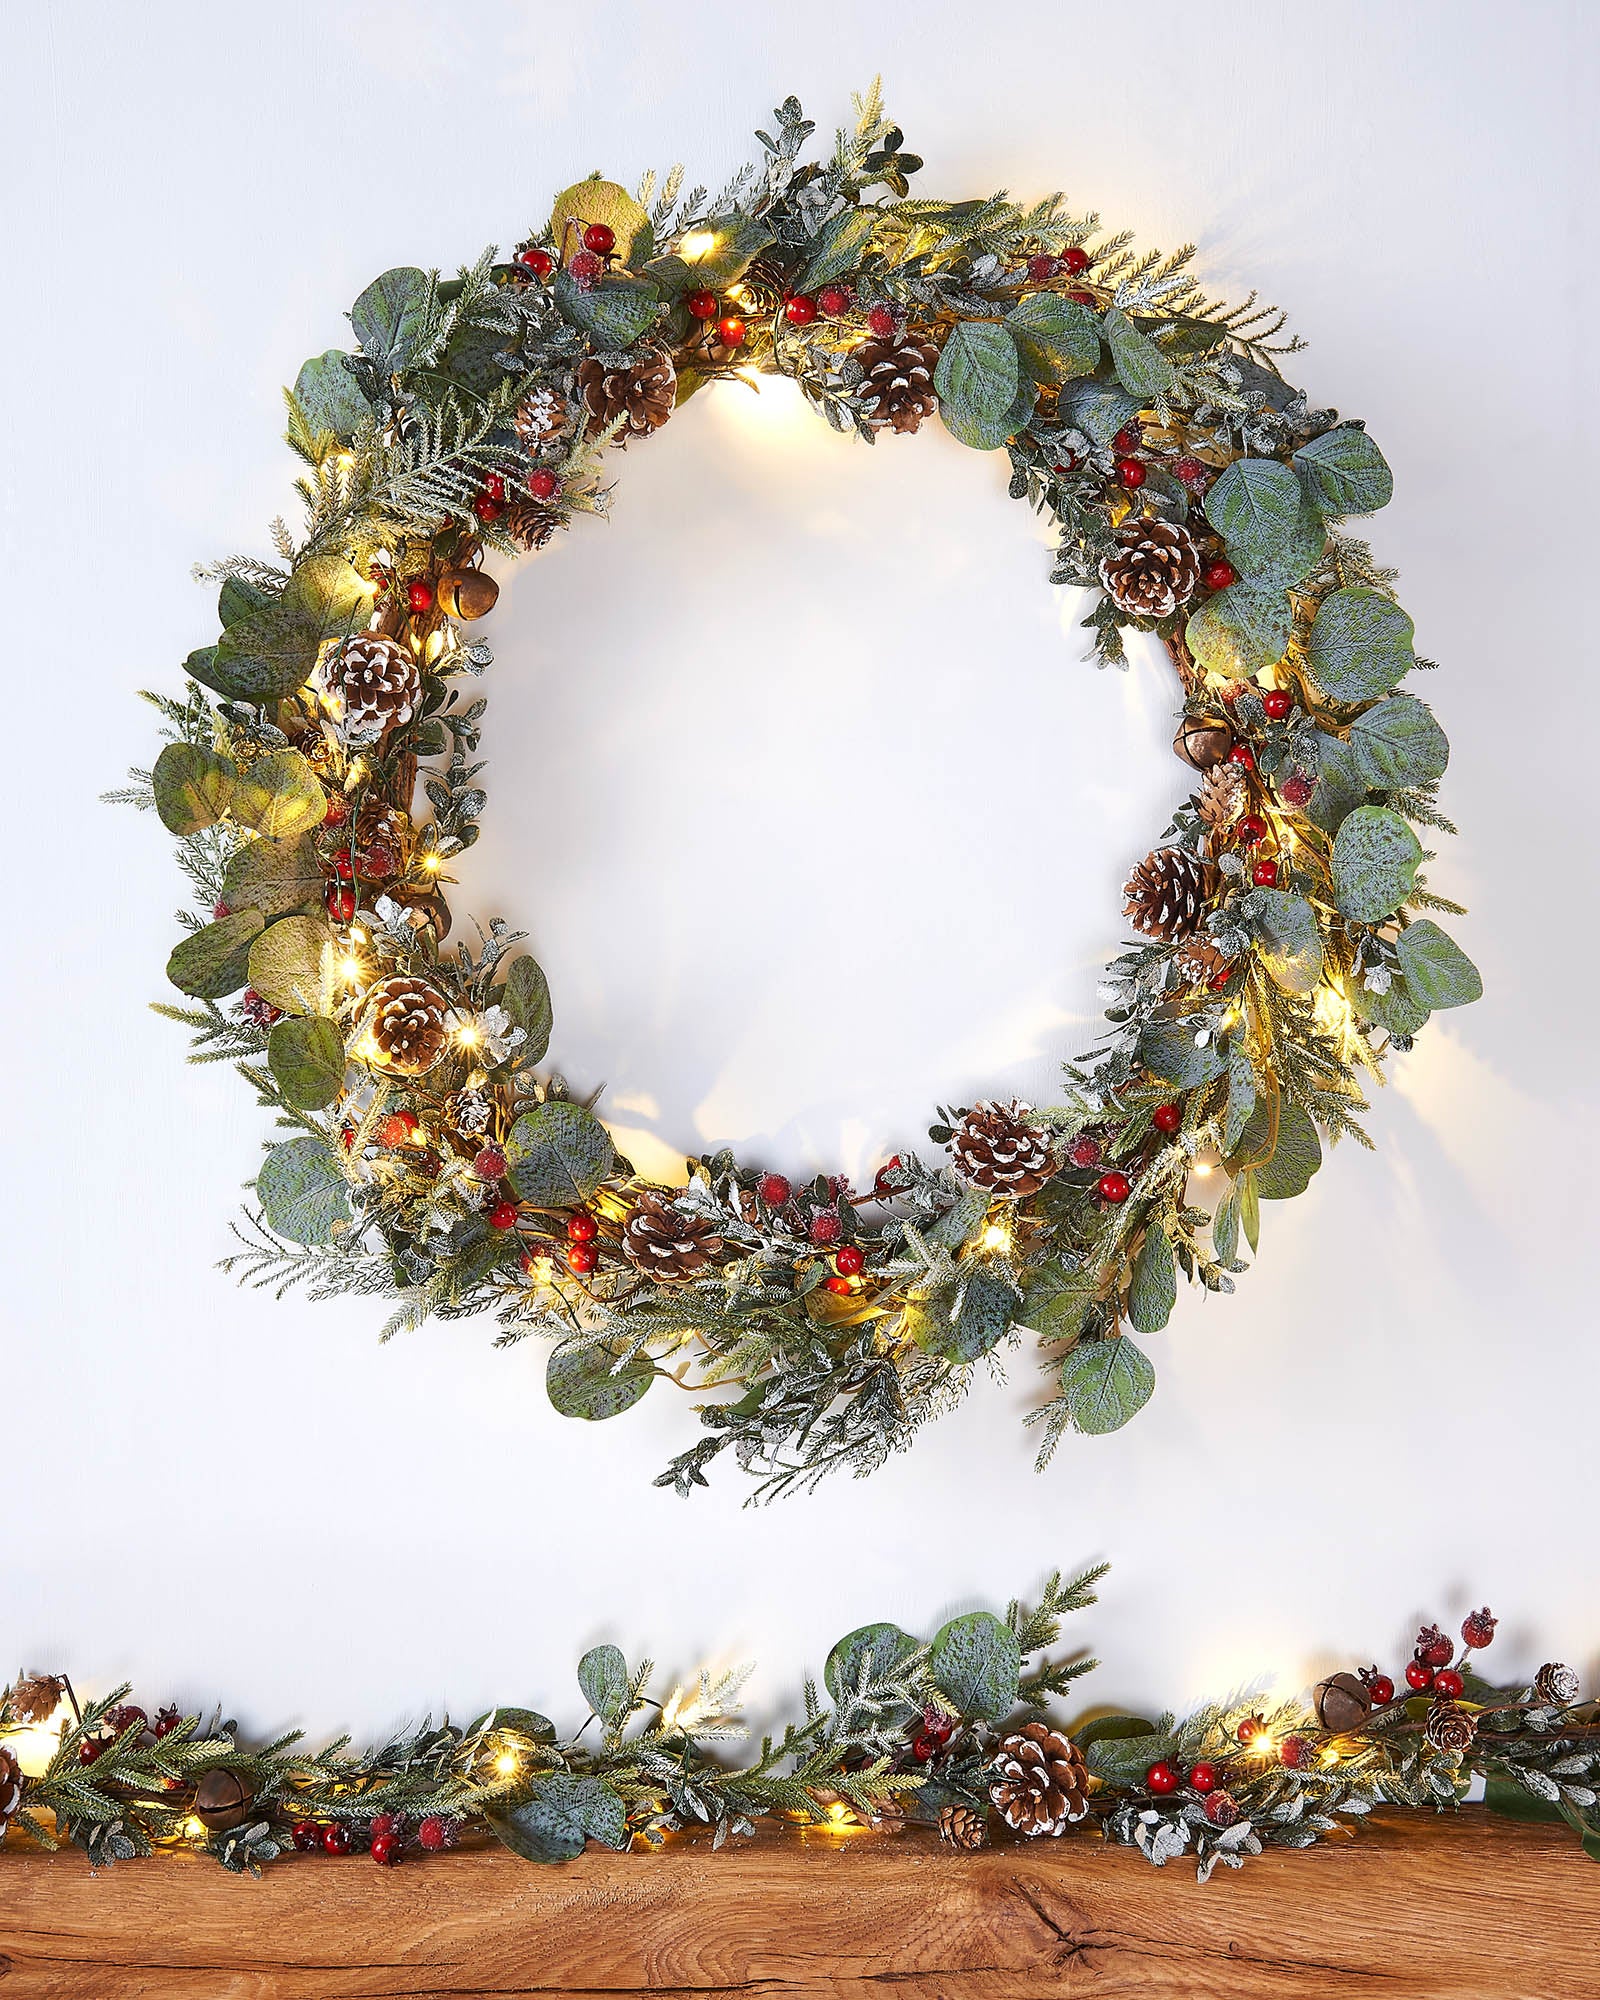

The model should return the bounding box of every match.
[436,567,500,621]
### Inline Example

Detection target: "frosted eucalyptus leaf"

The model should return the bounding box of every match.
[1060,1334,1156,1434]
[349,266,431,372]
[1395,920,1481,1009]
[292,350,369,439]
[796,206,878,288]
[1212,1183,1240,1265]
[508,1101,615,1206]
[152,741,236,834]
[1185,583,1293,677]
[231,750,327,840]
[165,908,264,998]
[825,1623,919,1717]
[282,554,371,631]
[1307,588,1415,703]
[1255,1098,1322,1200]
[1101,307,1177,399]
[1056,379,1139,448]
[1137,1019,1227,1088]
[205,599,323,704]
[928,1611,1021,1721]
[246,914,331,1015]
[1349,696,1449,789]
[1306,732,1369,834]
[1240,1170,1260,1251]
[1018,1257,1096,1343]
[256,1136,350,1245]
[934,321,1023,449]
[221,833,324,918]
[929,1269,1016,1361]
[554,271,661,347]
[1356,977,1430,1039]
[546,1341,654,1421]
[1007,292,1100,382]
[1249,889,1324,995]
[267,1015,346,1110]
[217,576,274,628]
[500,955,553,1065]
[1203,458,1323,585]
[1127,1225,1177,1334]
[1224,1044,1258,1153]
[1331,807,1423,922]
[1292,426,1394,516]
[577,1644,631,1724]
[489,1776,628,1863]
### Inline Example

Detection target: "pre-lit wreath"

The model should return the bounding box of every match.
[125,88,1480,1497]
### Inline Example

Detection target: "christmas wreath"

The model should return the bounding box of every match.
[6,1572,1595,1879]
[120,87,1481,1497]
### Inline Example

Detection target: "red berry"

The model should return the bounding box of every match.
[1434,1669,1465,1700]
[1113,427,1138,454]
[528,468,561,502]
[1067,1134,1102,1169]
[291,1820,321,1851]
[758,1172,791,1206]
[473,493,505,523]
[929,1715,954,1745]
[717,315,745,347]
[369,1813,399,1840]
[1236,1716,1262,1744]
[1252,860,1279,887]
[1152,1103,1181,1133]
[482,473,506,503]
[1203,560,1238,592]
[686,288,718,319]
[866,304,896,338]
[1096,1171,1131,1204]
[213,898,231,919]
[825,1275,854,1295]
[1187,1761,1217,1794]
[784,292,818,326]
[567,1212,598,1243]
[1405,1661,1435,1692]
[322,1824,352,1855]
[417,1815,449,1851]
[1145,1761,1178,1794]
[1208,970,1233,993]
[1279,1735,1310,1769]
[1262,688,1293,720]
[582,222,615,256]
[1280,771,1316,809]
[1173,455,1208,489]
[1065,290,1096,306]
[518,1247,546,1277]
[1365,1674,1396,1706]
[912,1734,937,1762]
[517,246,555,278]
[568,248,602,283]
[568,1243,598,1275]
[488,1201,518,1231]
[406,579,434,613]
[325,882,356,922]
[818,285,849,318]
[836,1244,865,1276]
[322,793,349,827]
[1237,813,1268,844]
[810,1210,842,1247]
[1227,743,1256,771]
[1461,1608,1497,1650]
[333,852,354,880]
[1061,246,1090,275]
[474,1147,507,1180]
[1115,457,1145,489]
[377,1112,417,1148]
[371,1832,402,1867]
[78,1738,105,1766]
[1027,254,1058,283]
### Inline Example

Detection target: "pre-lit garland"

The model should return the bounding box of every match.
[4,1574,1593,1880]
[122,87,1481,1496]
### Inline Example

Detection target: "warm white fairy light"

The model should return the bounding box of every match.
[981,1221,1011,1252]
[493,1749,519,1778]
[679,229,717,260]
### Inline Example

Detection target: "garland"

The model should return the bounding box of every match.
[121,86,1482,1497]
[5,1574,1593,1881]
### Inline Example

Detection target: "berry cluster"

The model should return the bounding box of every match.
[289,1811,459,1866]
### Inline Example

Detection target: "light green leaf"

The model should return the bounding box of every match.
[489,1776,628,1864]
[256,1135,351,1245]
[292,351,369,439]
[1240,1169,1260,1251]
[1186,583,1293,677]
[1395,921,1481,1009]
[926,1186,991,1252]
[282,554,371,631]
[1212,1182,1240,1265]
[218,576,274,628]
[349,266,432,372]
[1293,426,1393,516]
[1331,806,1424,922]
[1061,1335,1156,1434]
[231,750,327,841]
[1017,1257,1096,1344]
[934,320,1023,450]
[165,908,264,999]
[1137,1020,1227,1089]
[577,1645,631,1724]
[1006,292,1100,383]
[928,1611,1021,1721]
[1101,307,1177,399]
[1307,588,1416,703]
[508,1101,615,1207]
[1355,977,1431,1040]
[546,1341,655,1421]
[221,833,324,919]
[1224,1044,1258,1154]
[553,272,660,347]
[246,914,330,1016]
[1348,696,1449,790]
[548,178,654,267]
[1306,732,1370,834]
[796,206,879,289]
[201,599,322,704]
[1249,889,1325,995]
[500,956,553,1066]
[267,1015,346,1110]
[1256,1097,1322,1200]
[1203,458,1324,585]
[1127,1225,1177,1335]
[152,742,236,835]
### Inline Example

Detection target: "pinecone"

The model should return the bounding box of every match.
[445,1087,494,1136]
[352,803,409,882]
[1098,515,1202,620]
[949,1100,1058,1198]
[1174,934,1236,987]
[502,500,561,553]
[1193,762,1245,833]
[989,1723,1090,1837]
[1123,847,1219,942]
[0,1746,22,1825]
[8,1673,63,1724]
[938,1801,989,1850]
[855,330,942,435]
[576,348,676,441]
[514,387,572,447]
[364,976,450,1076]
[1424,1700,1477,1756]
[1534,1662,1580,1707]
[332,634,421,746]
[621,1191,725,1281]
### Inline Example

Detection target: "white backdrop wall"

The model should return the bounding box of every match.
[3,0,1596,1735]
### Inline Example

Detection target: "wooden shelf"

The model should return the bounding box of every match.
[1,1810,1595,1998]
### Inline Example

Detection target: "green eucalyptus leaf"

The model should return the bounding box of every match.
[1203,458,1324,585]
[220,833,324,919]
[1293,426,1393,516]
[1101,307,1177,399]
[1212,1181,1240,1265]
[205,600,322,704]
[1331,806,1424,922]
[1186,583,1294,678]
[925,1269,1017,1362]
[1056,380,1138,449]
[350,266,432,372]
[1482,1776,1567,1827]
[489,1776,628,1863]
[218,576,273,629]
[1017,1257,1096,1344]
[256,1135,350,1245]
[1255,1097,1322,1200]
[926,1186,991,1252]
[486,1808,583,1865]
[546,1341,655,1421]
[1224,1044,1258,1154]
[165,908,264,999]
[500,956,553,1066]
[282,554,371,631]
[1307,588,1416,703]
[245,913,330,1016]
[577,1644,631,1724]
[553,271,660,347]
[507,1101,615,1206]
[152,742,236,835]
[267,1015,346,1110]
[1083,1724,1177,1785]
[934,320,1023,450]
[1060,1334,1156,1434]
[1394,921,1481,1009]
[292,351,369,439]
[1127,1225,1177,1335]
[796,206,879,289]
[1137,1019,1227,1089]
[1306,731,1370,834]
[928,1611,1021,1721]
[1349,696,1449,790]
[824,1623,919,1716]
[1006,292,1101,383]
[1240,1169,1260,1251]
[1249,889,1324,996]
[231,750,327,841]
[1354,976,1431,1040]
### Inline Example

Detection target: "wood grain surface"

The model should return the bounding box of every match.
[0,1810,1595,1999]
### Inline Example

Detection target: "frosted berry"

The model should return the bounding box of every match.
[836,1244,865,1276]
[1416,1625,1454,1668]
[818,286,849,318]
[291,1820,321,1851]
[810,1210,842,1247]
[866,303,896,338]
[488,1202,518,1231]
[1067,1134,1102,1169]
[1461,1608,1497,1650]
[717,315,746,347]
[333,852,354,879]
[1262,688,1293,720]
[473,1147,507,1181]
[1433,1669,1465,1700]
[1066,290,1096,306]
[369,1813,399,1839]
[417,1815,453,1851]
[213,898,231,919]
[1204,1789,1240,1827]
[686,288,718,319]
[1027,254,1058,282]
[1113,427,1137,454]
[1173,455,1208,489]
[322,1824,352,1855]
[1187,1761,1217,1794]
[377,1112,418,1148]
[568,248,603,284]
[568,1243,598,1275]
[784,293,818,326]
[1279,1735,1310,1769]
[1203,560,1238,592]
[1152,1103,1182,1133]
[1405,1661,1435,1692]
[1061,246,1090,275]
[1097,1171,1131,1204]
[1252,860,1280,887]
[758,1172,791,1206]
[581,222,615,256]
[1227,743,1256,771]
[567,1212,598,1243]
[1280,771,1316,809]
[406,579,434,613]
[516,245,555,277]
[371,1832,402,1867]
[1145,1761,1178,1794]
[528,468,561,501]
[1114,457,1145,490]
